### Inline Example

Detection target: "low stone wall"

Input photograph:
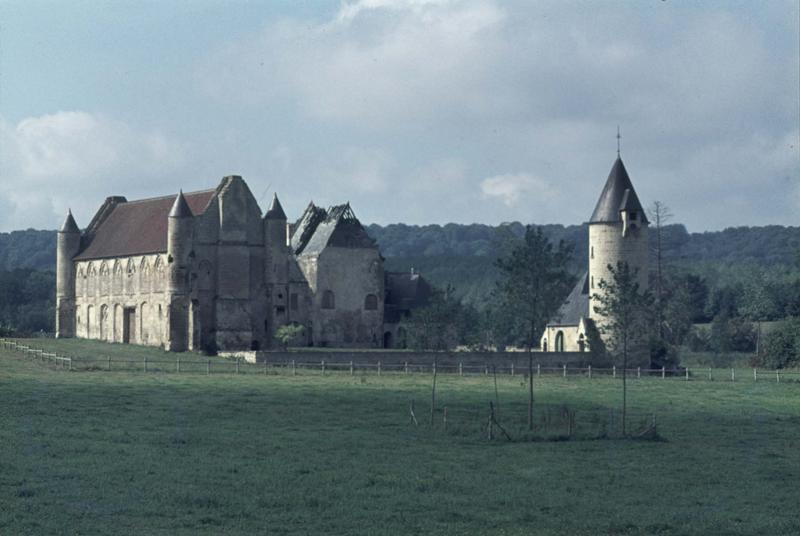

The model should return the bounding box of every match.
[240,349,590,371]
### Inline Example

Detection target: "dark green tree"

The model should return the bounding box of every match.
[592,261,654,436]
[494,225,573,430]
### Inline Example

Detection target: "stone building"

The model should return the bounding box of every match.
[540,155,649,352]
[56,174,423,352]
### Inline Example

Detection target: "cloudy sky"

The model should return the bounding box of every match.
[1,0,798,232]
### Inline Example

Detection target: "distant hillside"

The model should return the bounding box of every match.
[0,230,57,272]
[1,223,797,289]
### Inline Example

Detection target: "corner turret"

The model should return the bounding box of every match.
[166,191,194,351]
[56,210,81,338]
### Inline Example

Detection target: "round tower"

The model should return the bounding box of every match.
[588,157,649,325]
[264,193,289,283]
[167,191,194,293]
[166,191,194,351]
[263,193,290,348]
[56,210,81,338]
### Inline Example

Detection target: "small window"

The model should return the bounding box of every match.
[590,246,594,259]
[276,306,285,314]
[322,290,335,309]
[591,276,594,289]
[630,211,638,220]
[290,293,299,311]
[364,294,378,310]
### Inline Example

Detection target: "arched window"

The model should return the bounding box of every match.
[364,294,378,310]
[322,290,335,309]
[578,334,585,353]
[555,331,564,353]
[542,339,548,352]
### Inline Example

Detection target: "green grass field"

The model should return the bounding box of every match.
[1,341,799,535]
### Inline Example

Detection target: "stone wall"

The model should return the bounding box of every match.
[73,254,168,346]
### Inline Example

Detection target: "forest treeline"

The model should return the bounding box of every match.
[0,224,798,340]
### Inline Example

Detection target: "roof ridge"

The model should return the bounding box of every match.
[121,188,217,206]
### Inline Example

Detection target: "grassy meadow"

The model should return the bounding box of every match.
[1,340,799,535]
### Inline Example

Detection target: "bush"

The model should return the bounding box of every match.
[753,317,800,369]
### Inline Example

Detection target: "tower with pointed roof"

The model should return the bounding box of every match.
[56,210,81,338]
[588,156,649,329]
[540,154,649,353]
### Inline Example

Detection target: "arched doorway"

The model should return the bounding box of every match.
[383,331,393,349]
[555,331,564,353]
[578,334,585,352]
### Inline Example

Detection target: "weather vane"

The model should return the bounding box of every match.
[616,125,621,156]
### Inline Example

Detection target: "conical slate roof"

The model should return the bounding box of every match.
[589,157,648,224]
[60,210,80,233]
[168,191,193,218]
[264,193,287,220]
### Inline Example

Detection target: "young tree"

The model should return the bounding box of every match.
[494,226,573,430]
[274,324,305,350]
[592,261,654,436]
[647,201,673,340]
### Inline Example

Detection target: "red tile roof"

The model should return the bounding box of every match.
[74,189,215,260]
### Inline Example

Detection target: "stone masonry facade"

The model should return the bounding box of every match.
[56,175,425,352]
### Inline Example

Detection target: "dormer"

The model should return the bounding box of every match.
[619,188,641,237]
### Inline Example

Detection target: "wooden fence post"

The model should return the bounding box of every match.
[753,368,757,382]
[731,368,735,382]
[613,365,616,379]
[207,360,210,375]
[776,370,780,383]
[685,367,689,381]
[484,364,489,376]
[588,365,592,379]
[321,360,325,375]
[292,359,296,376]
[662,366,665,379]
[236,358,240,374]
[176,358,180,373]
[350,360,354,376]
[708,367,712,381]
[378,361,382,376]
[637,367,641,379]
[511,362,515,376]
[537,363,541,378]
[68,358,72,371]
[563,364,567,378]
[405,361,409,375]
[433,362,437,376]
[458,362,463,376]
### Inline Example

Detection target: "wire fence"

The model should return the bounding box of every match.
[2,338,799,383]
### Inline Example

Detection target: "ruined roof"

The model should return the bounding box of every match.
[74,189,216,261]
[168,191,193,218]
[291,202,327,254]
[547,272,589,327]
[384,271,433,323]
[589,157,648,224]
[293,203,376,256]
[59,211,80,233]
[264,194,287,220]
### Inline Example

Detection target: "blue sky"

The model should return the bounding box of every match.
[1,0,798,232]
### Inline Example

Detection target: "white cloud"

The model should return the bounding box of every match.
[480,173,552,206]
[0,111,188,231]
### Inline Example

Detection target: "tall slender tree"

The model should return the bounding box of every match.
[494,226,573,430]
[592,261,654,436]
[647,201,673,339]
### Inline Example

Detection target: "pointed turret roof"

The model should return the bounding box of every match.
[168,190,193,218]
[589,157,648,224]
[60,210,80,233]
[264,193,287,220]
